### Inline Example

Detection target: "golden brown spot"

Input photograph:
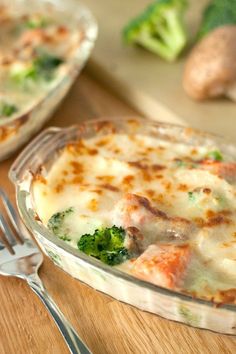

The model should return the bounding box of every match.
[34,174,47,185]
[163,181,172,191]
[219,209,231,216]
[76,140,86,149]
[220,242,231,248]
[66,143,77,155]
[129,161,165,172]
[142,171,152,182]
[57,25,68,36]
[206,209,232,220]
[95,137,111,147]
[71,176,84,184]
[113,148,121,154]
[203,188,211,194]
[88,148,98,156]
[129,161,147,169]
[127,204,139,212]
[152,164,165,171]
[66,143,86,156]
[196,212,232,227]
[153,194,164,203]
[67,140,98,156]
[96,175,114,183]
[155,174,163,179]
[193,217,205,227]
[145,189,155,198]
[95,121,116,133]
[100,184,119,192]
[206,215,231,227]
[62,170,69,176]
[191,148,198,155]
[206,209,215,219]
[91,189,103,195]
[178,184,188,192]
[87,198,98,211]
[171,216,191,225]
[122,175,134,185]
[127,119,140,126]
[70,161,84,174]
[55,183,64,193]
[79,183,90,191]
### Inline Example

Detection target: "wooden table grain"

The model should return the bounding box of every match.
[0,73,235,354]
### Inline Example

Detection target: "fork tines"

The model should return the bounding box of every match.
[0,188,24,251]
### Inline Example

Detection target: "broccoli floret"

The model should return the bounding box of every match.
[34,53,64,79]
[100,248,130,266]
[188,191,196,202]
[25,16,48,29]
[10,53,64,87]
[47,207,74,241]
[122,0,188,62]
[198,0,236,39]
[78,228,110,257]
[10,64,38,86]
[0,102,18,117]
[78,226,129,266]
[206,150,223,162]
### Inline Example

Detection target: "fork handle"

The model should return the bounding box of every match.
[27,274,92,354]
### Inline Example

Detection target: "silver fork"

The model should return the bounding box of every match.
[0,188,92,354]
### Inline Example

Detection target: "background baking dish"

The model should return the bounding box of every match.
[9,117,236,335]
[0,0,97,161]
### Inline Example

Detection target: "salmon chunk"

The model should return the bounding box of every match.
[113,193,194,252]
[132,243,191,289]
[200,161,236,184]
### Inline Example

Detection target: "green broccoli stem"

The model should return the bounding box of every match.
[136,31,174,61]
[136,9,186,61]
[158,9,187,53]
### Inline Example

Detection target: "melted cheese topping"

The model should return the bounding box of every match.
[33,133,236,303]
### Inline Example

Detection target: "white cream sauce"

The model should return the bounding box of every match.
[32,133,236,301]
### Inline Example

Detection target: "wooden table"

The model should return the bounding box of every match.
[0,73,235,354]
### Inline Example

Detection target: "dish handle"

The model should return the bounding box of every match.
[9,127,62,185]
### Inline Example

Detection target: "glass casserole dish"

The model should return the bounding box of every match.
[0,0,97,161]
[9,117,236,335]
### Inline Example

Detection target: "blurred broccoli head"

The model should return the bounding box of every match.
[198,0,236,39]
[10,52,64,88]
[78,226,130,265]
[0,101,18,117]
[123,0,188,62]
[47,207,74,241]
[205,150,223,162]
[25,16,49,29]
